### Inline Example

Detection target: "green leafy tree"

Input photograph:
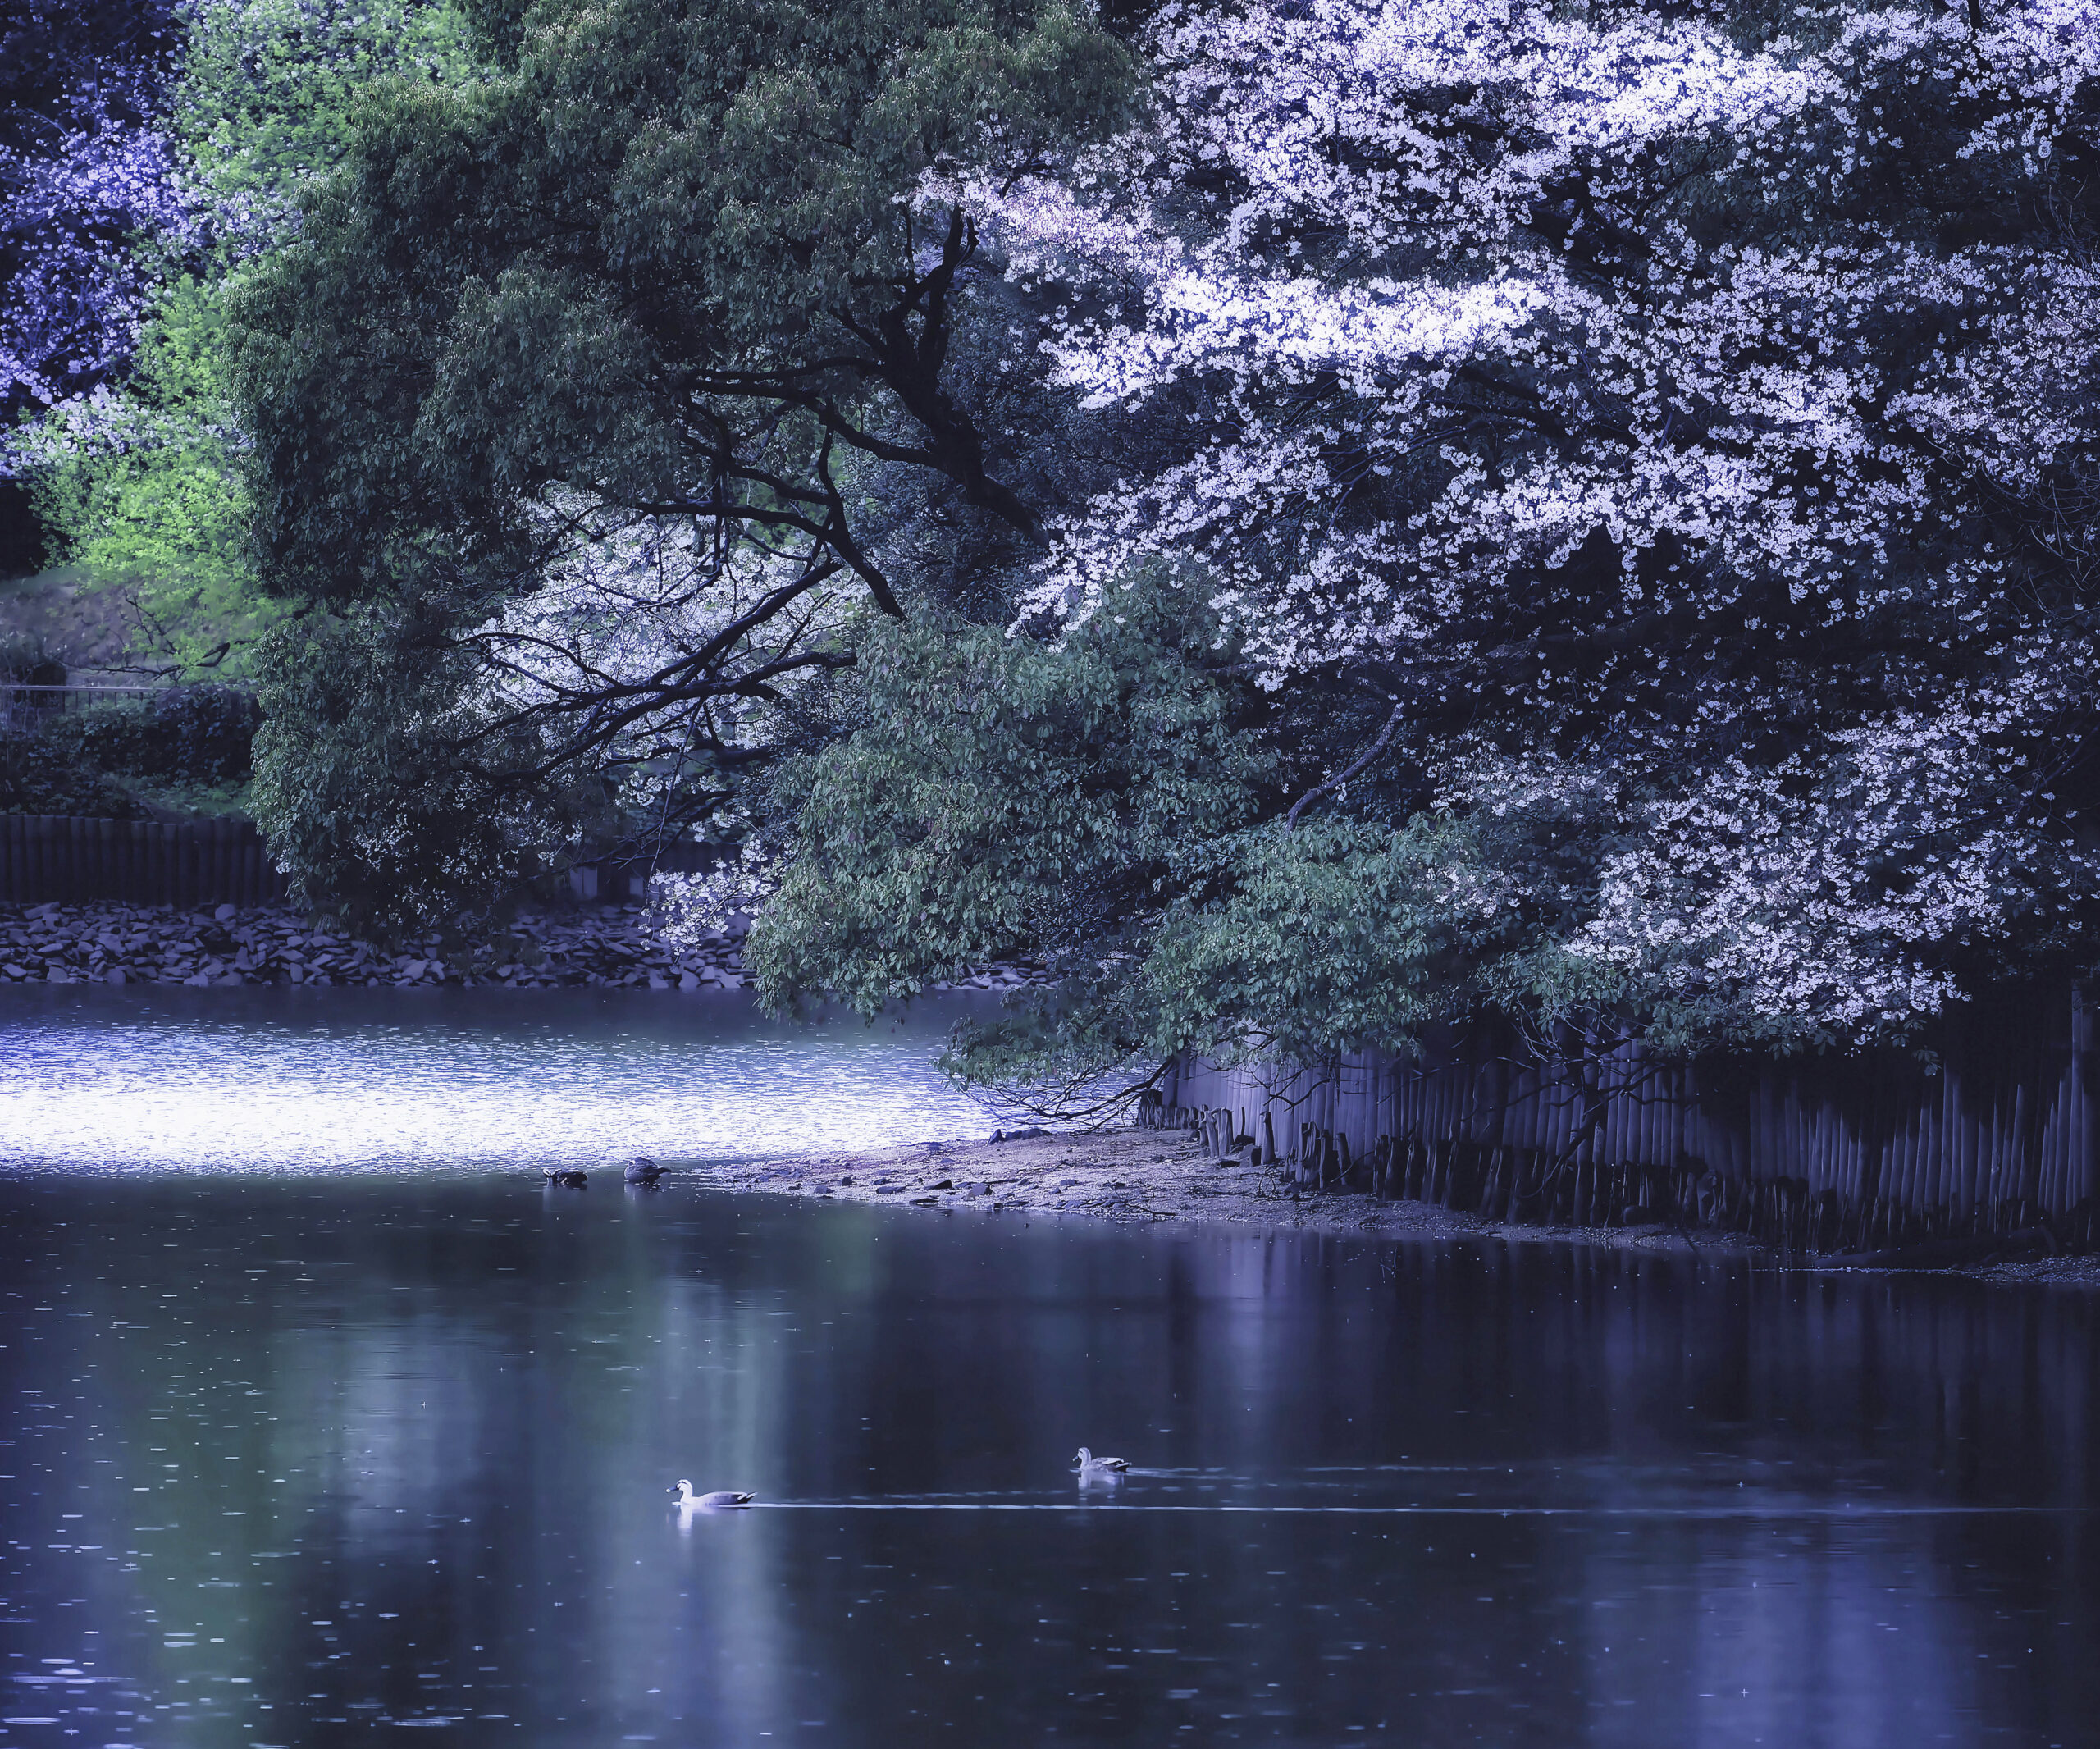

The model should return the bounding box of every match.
[16,0,482,678]
[24,275,277,674]
[751,591,1269,1011]
[230,0,1134,916]
[748,582,1596,1107]
[180,0,477,242]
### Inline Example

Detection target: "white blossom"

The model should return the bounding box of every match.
[952,0,2100,1043]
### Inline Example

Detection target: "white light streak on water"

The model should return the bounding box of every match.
[0,986,998,1173]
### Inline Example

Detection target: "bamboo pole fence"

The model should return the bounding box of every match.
[1151,989,2100,1249]
[0,813,720,908]
[0,815,290,907]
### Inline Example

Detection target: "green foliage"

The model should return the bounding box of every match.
[923,820,1534,1095]
[65,686,261,785]
[248,609,597,929]
[0,728,150,819]
[229,0,1134,605]
[180,0,479,238]
[16,0,481,679]
[1138,820,1522,1065]
[748,587,1271,1061]
[26,277,287,675]
[751,590,1267,1008]
[454,0,535,66]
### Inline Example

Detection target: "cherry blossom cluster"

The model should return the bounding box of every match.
[0,71,188,435]
[950,0,2100,1042]
[1441,653,2098,1041]
[988,0,2100,676]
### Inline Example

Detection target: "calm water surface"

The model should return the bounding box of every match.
[0,987,998,1171]
[3,992,2100,1748]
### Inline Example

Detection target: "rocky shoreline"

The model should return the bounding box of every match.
[0,897,1045,992]
[701,1126,1764,1248]
[692,1126,2100,1289]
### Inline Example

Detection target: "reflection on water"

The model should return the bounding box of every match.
[2,1173,2099,1748]
[0,986,997,1171]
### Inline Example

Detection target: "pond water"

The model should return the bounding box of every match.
[0,987,999,1171]
[3,993,2100,1748]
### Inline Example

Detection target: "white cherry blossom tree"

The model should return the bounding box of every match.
[943,0,2100,1048]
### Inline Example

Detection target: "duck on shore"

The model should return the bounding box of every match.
[626,1156,663,1184]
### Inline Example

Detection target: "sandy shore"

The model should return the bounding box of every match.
[700,1126,1760,1254]
[696,1125,2100,1288]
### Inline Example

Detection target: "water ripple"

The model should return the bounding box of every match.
[0,984,998,1173]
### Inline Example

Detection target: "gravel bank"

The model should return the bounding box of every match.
[0,898,751,989]
[0,898,1046,992]
[698,1126,1768,1252]
[696,1128,2100,1289]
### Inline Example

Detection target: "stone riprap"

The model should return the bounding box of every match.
[0,899,1048,992]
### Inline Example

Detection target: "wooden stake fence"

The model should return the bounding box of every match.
[0,815,290,908]
[1153,989,2100,1249]
[1,813,714,911]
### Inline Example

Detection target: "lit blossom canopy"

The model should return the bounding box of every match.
[0,1,187,432]
[953,0,2100,1045]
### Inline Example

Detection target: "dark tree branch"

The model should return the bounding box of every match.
[1285,699,1406,831]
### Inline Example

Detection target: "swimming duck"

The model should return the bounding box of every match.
[1072,1447,1130,1473]
[669,1480,754,1508]
[544,1167,587,1189]
[625,1156,663,1184]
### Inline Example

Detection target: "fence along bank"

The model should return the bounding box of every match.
[0,814,720,907]
[0,814,290,906]
[1153,988,2100,1251]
